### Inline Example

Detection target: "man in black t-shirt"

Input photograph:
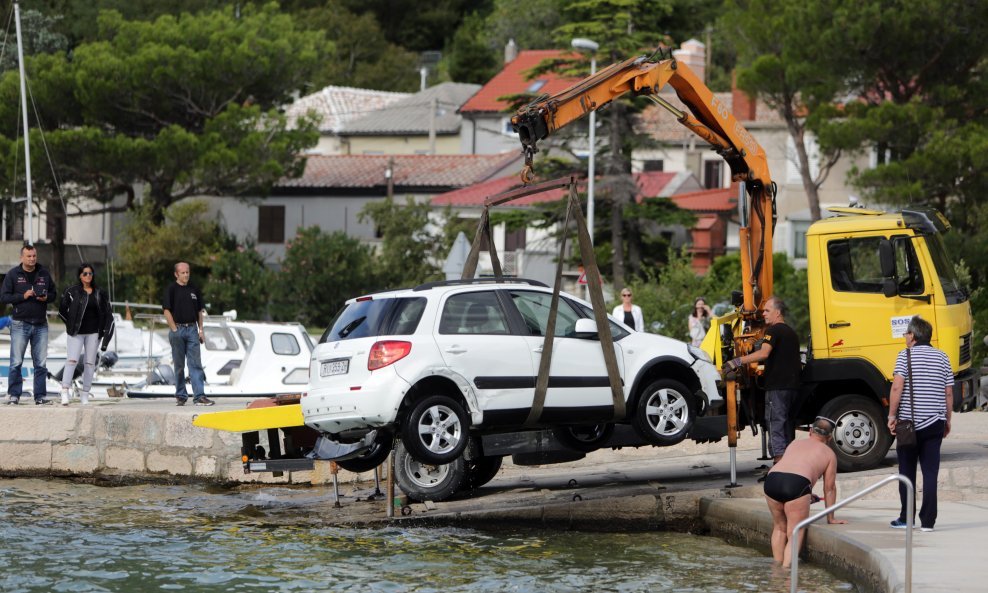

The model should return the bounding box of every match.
[724,296,801,461]
[162,262,213,406]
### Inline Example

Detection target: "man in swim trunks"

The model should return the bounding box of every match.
[763,417,847,567]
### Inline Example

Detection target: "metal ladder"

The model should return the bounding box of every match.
[790,474,915,593]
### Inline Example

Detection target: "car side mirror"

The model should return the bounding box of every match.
[573,318,599,338]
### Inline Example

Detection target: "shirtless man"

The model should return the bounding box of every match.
[763,417,847,567]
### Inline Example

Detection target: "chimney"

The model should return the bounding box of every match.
[731,71,757,121]
[672,39,705,85]
[504,38,518,64]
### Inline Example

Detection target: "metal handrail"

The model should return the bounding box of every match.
[791,474,914,593]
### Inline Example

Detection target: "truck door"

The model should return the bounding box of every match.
[821,233,935,374]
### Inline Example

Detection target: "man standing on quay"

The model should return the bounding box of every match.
[162,262,213,406]
[1,244,56,405]
[724,296,801,462]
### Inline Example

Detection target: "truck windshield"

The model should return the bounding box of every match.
[924,235,966,303]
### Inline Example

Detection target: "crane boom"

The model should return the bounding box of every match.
[511,53,776,317]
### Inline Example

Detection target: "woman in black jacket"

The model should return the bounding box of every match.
[57,263,114,405]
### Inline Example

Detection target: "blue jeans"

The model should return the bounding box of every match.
[766,389,797,457]
[168,325,205,401]
[896,419,944,529]
[8,320,49,401]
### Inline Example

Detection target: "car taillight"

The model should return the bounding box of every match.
[368,341,412,370]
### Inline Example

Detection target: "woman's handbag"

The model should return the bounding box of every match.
[895,349,917,449]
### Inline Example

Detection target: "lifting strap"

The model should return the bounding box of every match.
[461,176,625,426]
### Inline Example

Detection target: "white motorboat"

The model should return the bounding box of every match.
[125,317,314,399]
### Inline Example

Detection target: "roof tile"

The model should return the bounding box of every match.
[341,82,480,136]
[284,86,409,133]
[459,50,579,114]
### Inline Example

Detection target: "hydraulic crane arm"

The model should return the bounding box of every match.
[511,53,776,316]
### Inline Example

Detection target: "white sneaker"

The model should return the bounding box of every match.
[80,392,90,405]
[60,389,70,406]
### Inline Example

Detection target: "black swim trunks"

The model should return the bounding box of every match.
[764,471,812,503]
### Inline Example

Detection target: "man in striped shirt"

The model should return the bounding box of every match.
[886,315,953,531]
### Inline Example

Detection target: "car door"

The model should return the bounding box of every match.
[505,289,624,424]
[433,290,535,427]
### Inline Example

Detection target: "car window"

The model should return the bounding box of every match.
[387,298,427,335]
[577,303,630,341]
[508,291,583,337]
[439,291,510,335]
[827,237,885,293]
[271,333,301,355]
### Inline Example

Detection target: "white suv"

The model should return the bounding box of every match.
[302,279,721,465]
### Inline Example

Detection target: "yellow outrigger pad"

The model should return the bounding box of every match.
[192,404,305,433]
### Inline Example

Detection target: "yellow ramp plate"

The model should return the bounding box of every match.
[193,404,305,433]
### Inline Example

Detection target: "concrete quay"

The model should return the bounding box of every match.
[1,396,986,592]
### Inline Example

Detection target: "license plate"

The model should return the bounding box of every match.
[320,359,349,377]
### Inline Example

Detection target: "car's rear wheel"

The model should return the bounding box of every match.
[632,379,696,446]
[400,395,469,464]
[394,440,466,502]
[334,431,394,473]
[462,455,504,491]
[552,423,614,452]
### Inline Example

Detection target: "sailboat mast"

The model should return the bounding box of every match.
[14,1,34,245]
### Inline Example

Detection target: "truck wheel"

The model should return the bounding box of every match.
[462,455,504,491]
[400,395,469,464]
[820,395,893,472]
[394,441,466,502]
[335,432,393,473]
[552,423,614,452]
[632,379,696,446]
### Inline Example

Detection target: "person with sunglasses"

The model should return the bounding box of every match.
[723,296,801,463]
[611,287,645,332]
[57,263,114,405]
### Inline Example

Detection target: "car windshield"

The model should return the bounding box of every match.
[320,297,426,343]
[923,234,967,303]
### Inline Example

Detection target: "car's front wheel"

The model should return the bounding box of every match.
[632,379,696,446]
[400,395,470,464]
[394,440,466,502]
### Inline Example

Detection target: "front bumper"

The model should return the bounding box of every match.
[954,367,981,412]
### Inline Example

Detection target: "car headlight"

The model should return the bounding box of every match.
[687,344,712,363]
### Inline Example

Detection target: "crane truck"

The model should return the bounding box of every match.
[510,49,978,471]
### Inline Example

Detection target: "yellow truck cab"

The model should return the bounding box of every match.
[799,206,977,469]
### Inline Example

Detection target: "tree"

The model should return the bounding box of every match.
[359,197,444,289]
[549,0,683,288]
[291,0,421,91]
[721,0,845,222]
[0,7,68,72]
[0,4,323,223]
[484,0,563,53]
[115,200,233,305]
[205,245,273,321]
[445,12,499,85]
[270,227,376,328]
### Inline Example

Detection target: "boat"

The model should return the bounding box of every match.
[126,316,314,399]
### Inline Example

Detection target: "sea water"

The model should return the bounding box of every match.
[0,479,857,592]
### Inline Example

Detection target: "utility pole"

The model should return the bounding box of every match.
[385,158,395,200]
[428,96,437,155]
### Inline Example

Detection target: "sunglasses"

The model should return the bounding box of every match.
[621,293,632,297]
[81,271,93,276]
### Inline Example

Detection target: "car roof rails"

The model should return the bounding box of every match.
[412,278,548,292]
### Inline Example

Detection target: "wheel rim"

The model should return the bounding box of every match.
[416,403,463,455]
[832,409,877,456]
[644,387,689,436]
[401,454,450,489]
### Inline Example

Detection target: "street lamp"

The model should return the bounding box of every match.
[571,38,598,248]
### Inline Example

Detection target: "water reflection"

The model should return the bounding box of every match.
[0,479,856,593]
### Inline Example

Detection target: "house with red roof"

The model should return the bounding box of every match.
[458,48,578,155]
[202,152,521,265]
[429,170,737,285]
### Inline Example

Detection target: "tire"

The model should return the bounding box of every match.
[400,395,470,464]
[462,455,504,490]
[631,379,697,446]
[394,441,466,502]
[552,423,615,452]
[335,432,394,473]
[820,394,893,472]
